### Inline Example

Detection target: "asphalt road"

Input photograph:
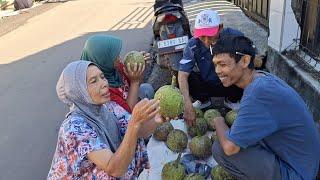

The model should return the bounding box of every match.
[0,0,153,179]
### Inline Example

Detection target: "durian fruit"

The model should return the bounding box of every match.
[166,129,188,153]
[194,108,204,118]
[187,118,208,138]
[154,75,184,119]
[153,122,174,141]
[184,173,205,180]
[225,110,237,126]
[204,109,221,131]
[189,135,212,159]
[162,153,186,180]
[124,51,145,66]
[210,165,235,180]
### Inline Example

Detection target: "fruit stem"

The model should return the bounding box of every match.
[171,75,177,87]
[174,152,182,168]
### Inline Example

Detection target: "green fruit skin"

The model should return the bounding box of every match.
[153,122,174,141]
[166,129,188,152]
[154,85,184,119]
[187,118,208,138]
[204,109,221,131]
[194,108,204,118]
[124,51,145,66]
[210,165,235,180]
[189,135,212,159]
[162,161,186,180]
[184,173,205,180]
[225,110,237,126]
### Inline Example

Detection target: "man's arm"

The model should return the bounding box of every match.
[178,71,191,104]
[213,117,240,156]
[178,71,196,126]
[178,39,197,125]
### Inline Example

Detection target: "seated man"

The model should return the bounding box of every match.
[178,9,243,125]
[211,35,320,180]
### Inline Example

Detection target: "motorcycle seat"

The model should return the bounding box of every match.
[154,3,184,16]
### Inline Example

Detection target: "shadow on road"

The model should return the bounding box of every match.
[0,0,268,179]
[0,21,153,180]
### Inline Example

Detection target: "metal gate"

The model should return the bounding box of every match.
[299,0,320,58]
[228,0,270,28]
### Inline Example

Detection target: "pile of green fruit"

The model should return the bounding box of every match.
[162,153,186,180]
[153,122,174,141]
[210,165,235,180]
[204,109,221,131]
[166,129,188,153]
[184,173,205,180]
[225,110,237,126]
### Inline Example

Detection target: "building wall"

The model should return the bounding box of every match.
[267,47,320,122]
[268,0,300,52]
[267,0,320,122]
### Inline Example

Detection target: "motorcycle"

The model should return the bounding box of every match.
[151,0,191,72]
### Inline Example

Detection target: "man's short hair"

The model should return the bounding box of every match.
[212,35,256,69]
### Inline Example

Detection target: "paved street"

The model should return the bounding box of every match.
[0,0,153,179]
[0,0,270,179]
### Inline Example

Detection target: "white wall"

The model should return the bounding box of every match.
[268,0,300,52]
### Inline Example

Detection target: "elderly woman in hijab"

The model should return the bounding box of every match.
[48,61,162,179]
[81,34,154,114]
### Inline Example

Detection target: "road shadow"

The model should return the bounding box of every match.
[0,20,153,179]
[0,0,269,179]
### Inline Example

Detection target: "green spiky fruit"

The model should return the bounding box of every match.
[225,110,237,126]
[211,165,235,180]
[166,129,188,152]
[154,85,184,119]
[194,108,204,118]
[162,154,186,180]
[187,118,208,138]
[184,173,205,180]
[153,122,174,141]
[124,51,145,66]
[189,135,212,158]
[204,109,221,131]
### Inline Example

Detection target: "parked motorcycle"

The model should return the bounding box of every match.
[151,0,191,72]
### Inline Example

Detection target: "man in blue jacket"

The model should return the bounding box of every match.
[178,10,244,125]
[211,35,320,180]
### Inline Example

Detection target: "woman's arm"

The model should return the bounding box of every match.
[87,121,140,177]
[126,81,140,110]
[87,99,159,177]
[124,63,145,109]
[138,114,164,139]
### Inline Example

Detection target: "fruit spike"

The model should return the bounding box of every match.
[171,75,177,87]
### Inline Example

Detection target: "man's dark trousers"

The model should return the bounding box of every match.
[188,72,243,102]
[212,140,282,180]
